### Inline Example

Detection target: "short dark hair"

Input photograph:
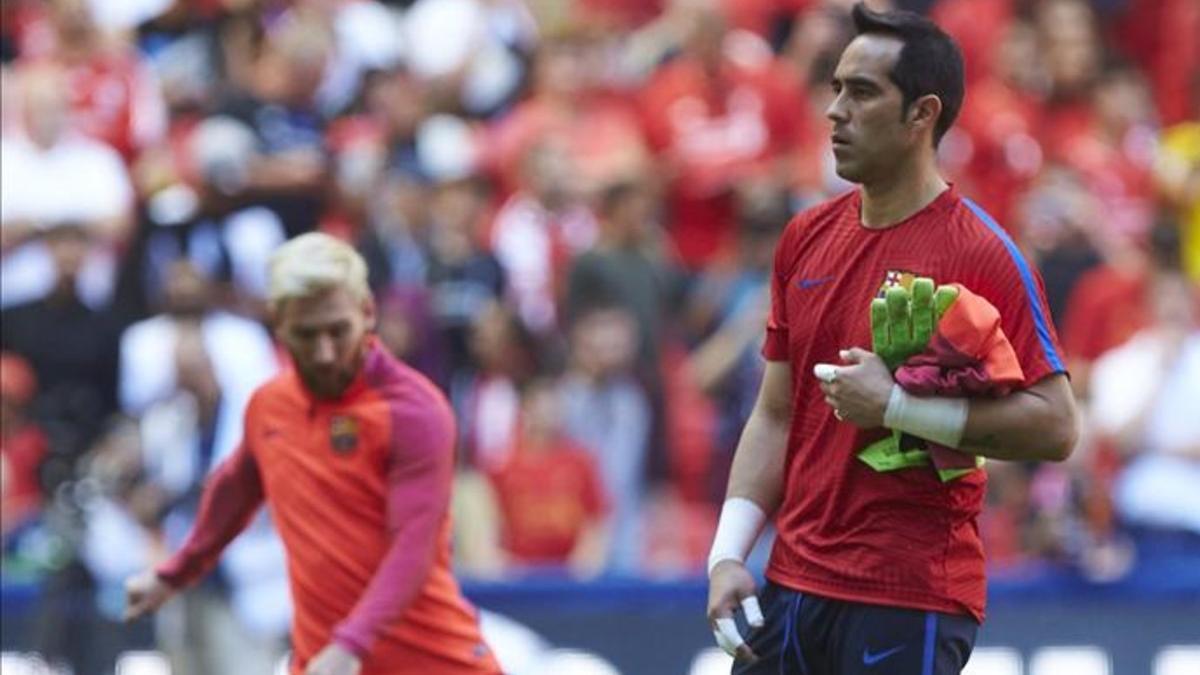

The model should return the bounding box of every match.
[851,2,964,146]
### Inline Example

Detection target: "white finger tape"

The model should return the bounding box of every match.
[814,363,839,383]
[713,617,744,656]
[741,596,764,628]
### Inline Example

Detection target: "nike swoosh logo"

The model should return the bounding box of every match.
[862,644,906,666]
[797,276,835,290]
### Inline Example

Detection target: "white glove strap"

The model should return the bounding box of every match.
[883,384,969,448]
[707,497,767,577]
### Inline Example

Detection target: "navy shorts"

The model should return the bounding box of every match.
[731,582,978,675]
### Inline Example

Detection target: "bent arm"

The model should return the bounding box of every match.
[958,374,1079,462]
[156,443,265,588]
[331,401,456,657]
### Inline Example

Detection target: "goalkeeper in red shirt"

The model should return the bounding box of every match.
[705,4,1080,674]
[124,233,500,675]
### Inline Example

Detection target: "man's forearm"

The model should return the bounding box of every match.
[725,406,790,514]
[957,377,1079,462]
[157,445,264,587]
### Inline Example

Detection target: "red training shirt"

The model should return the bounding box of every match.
[762,186,1066,622]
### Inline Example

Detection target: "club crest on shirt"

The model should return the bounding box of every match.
[877,269,922,297]
[329,415,359,454]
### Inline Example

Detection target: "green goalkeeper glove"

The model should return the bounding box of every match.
[870,278,959,372]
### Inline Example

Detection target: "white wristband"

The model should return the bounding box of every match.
[882,385,969,448]
[707,497,767,577]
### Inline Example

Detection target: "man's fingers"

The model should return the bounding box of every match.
[814,363,839,383]
[870,298,889,352]
[885,286,911,341]
[741,595,764,628]
[912,278,934,345]
[839,347,872,364]
[934,285,959,320]
[713,617,744,656]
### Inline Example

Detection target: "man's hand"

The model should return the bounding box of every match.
[123,570,176,622]
[706,560,764,662]
[816,349,894,428]
[305,644,362,675]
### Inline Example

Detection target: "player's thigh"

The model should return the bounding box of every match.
[832,603,977,675]
[730,582,812,675]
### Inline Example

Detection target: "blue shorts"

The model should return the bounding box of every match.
[731,582,978,675]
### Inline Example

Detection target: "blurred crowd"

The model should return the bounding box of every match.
[0,0,1197,672]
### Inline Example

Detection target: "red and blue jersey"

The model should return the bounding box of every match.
[762,186,1065,622]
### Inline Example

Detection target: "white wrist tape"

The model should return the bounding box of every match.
[882,385,969,448]
[707,497,767,577]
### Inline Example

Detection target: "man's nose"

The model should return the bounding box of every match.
[826,93,848,124]
[312,335,336,364]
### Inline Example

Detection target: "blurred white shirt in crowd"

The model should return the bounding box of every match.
[1092,330,1200,533]
[0,131,132,308]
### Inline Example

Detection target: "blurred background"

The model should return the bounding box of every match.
[0,0,1197,673]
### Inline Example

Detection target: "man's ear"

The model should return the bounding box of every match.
[909,94,943,140]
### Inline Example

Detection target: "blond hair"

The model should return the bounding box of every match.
[267,233,370,313]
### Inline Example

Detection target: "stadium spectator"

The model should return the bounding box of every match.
[1,64,134,310]
[566,179,673,378]
[1,221,122,483]
[560,307,651,573]
[14,0,167,162]
[638,0,804,268]
[1092,270,1200,534]
[424,176,507,387]
[489,136,599,334]
[489,377,610,577]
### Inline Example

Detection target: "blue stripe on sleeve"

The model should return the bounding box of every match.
[963,197,1066,373]
[922,612,937,675]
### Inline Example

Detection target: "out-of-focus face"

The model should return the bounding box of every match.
[1094,71,1152,134]
[535,40,587,99]
[520,383,561,443]
[163,261,211,317]
[571,309,637,378]
[22,69,71,148]
[523,139,576,208]
[825,34,917,185]
[274,286,375,399]
[50,0,94,43]
[995,22,1041,90]
[44,226,90,281]
[1153,273,1198,331]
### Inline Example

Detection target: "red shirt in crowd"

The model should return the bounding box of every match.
[640,52,804,267]
[489,438,608,564]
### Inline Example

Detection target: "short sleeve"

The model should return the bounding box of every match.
[762,218,799,361]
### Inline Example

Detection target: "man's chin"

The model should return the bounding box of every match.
[301,373,349,399]
[833,164,863,184]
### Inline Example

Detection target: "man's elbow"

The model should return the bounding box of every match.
[1039,403,1080,462]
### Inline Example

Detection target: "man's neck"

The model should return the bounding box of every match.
[859,156,948,229]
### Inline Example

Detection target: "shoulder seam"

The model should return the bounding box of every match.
[960,198,1065,373]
